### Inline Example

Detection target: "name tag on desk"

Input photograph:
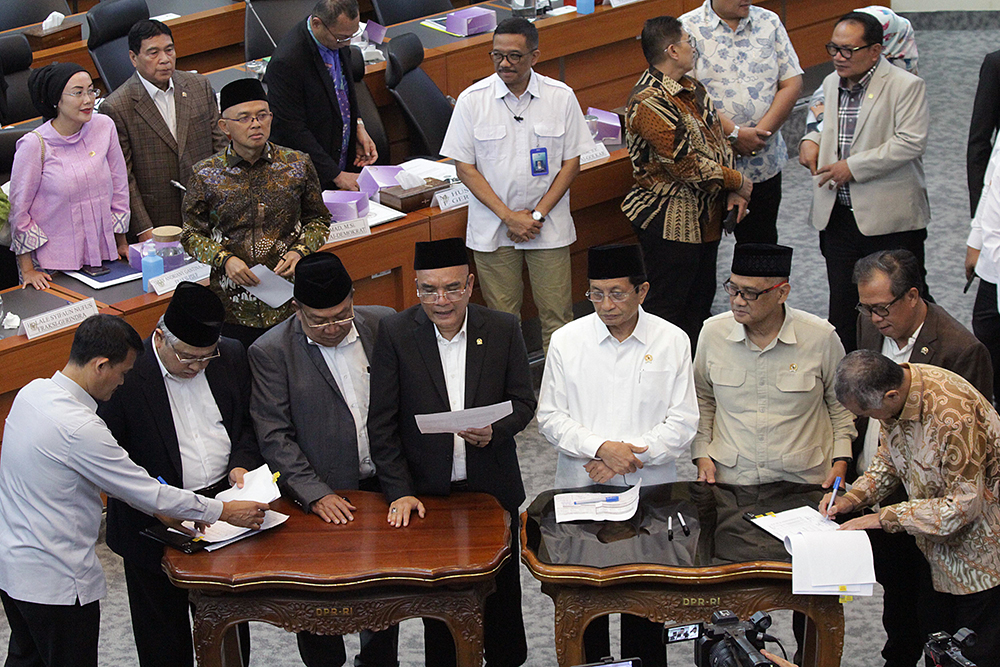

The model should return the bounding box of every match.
[580,142,611,166]
[327,217,372,244]
[18,298,99,340]
[150,262,211,295]
[433,185,472,211]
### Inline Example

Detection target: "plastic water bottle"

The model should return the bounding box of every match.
[576,0,594,14]
[142,253,164,293]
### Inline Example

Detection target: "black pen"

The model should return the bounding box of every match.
[677,512,690,536]
[668,516,673,541]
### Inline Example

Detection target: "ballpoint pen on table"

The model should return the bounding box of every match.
[668,516,673,541]
[677,512,690,536]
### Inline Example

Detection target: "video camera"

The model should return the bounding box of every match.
[664,610,778,667]
[924,628,976,667]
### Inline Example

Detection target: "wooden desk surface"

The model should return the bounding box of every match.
[164,493,512,593]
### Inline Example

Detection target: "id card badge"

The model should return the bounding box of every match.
[530,147,549,176]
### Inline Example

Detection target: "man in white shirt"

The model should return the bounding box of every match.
[249,251,397,667]
[967,137,1000,408]
[101,19,227,240]
[0,314,267,667]
[537,243,698,667]
[440,18,593,353]
[99,281,265,667]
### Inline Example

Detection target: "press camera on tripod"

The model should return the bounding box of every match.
[664,610,782,667]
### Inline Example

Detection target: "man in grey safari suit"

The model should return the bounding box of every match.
[248,251,398,667]
[101,19,226,241]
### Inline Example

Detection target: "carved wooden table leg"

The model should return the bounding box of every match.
[540,580,844,667]
[190,580,495,667]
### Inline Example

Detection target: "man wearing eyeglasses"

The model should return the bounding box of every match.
[182,78,331,349]
[369,237,535,667]
[440,17,593,355]
[265,0,378,191]
[799,11,930,354]
[537,243,698,667]
[98,281,264,667]
[249,252,398,667]
[851,249,991,667]
[101,19,227,242]
[692,243,855,489]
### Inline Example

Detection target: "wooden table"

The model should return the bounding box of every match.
[163,492,511,667]
[521,482,846,667]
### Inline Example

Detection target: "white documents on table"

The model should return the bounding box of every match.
[399,158,459,182]
[179,464,288,551]
[415,400,513,434]
[553,480,642,523]
[244,265,294,308]
[749,506,875,595]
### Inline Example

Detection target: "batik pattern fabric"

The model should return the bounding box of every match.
[182,142,331,329]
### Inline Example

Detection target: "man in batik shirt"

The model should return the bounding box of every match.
[182,78,330,348]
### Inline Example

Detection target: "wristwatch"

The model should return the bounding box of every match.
[531,210,546,222]
[727,124,740,145]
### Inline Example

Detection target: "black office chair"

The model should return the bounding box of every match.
[87,0,149,93]
[371,0,453,27]
[348,46,390,166]
[0,0,72,33]
[385,32,452,159]
[244,0,316,62]
[0,35,36,125]
[0,127,30,289]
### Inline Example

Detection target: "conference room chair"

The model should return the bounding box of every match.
[87,0,150,93]
[385,32,453,159]
[0,35,36,125]
[348,46,390,165]
[0,0,71,33]
[371,0,453,28]
[0,126,30,289]
[244,0,316,62]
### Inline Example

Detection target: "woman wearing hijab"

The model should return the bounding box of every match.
[9,62,130,289]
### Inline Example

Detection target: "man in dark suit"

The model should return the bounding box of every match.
[369,238,533,667]
[265,0,377,191]
[852,248,993,667]
[249,252,398,667]
[101,19,226,241]
[99,282,263,667]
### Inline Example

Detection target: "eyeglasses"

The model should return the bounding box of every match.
[665,37,697,56]
[221,111,273,125]
[63,87,99,99]
[167,339,221,365]
[855,293,903,318]
[314,16,363,44]
[416,279,470,303]
[489,51,528,65]
[585,286,639,303]
[825,42,875,59]
[723,279,788,301]
[303,307,355,329]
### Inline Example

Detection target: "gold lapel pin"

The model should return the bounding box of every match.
[644,354,652,363]
[920,346,929,355]
[868,93,874,98]
[476,338,483,345]
[89,151,96,157]
[789,363,797,372]
[181,91,188,98]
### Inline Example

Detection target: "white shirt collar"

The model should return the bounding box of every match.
[137,70,174,99]
[304,322,360,349]
[494,69,540,101]
[435,311,469,345]
[592,306,649,345]
[52,371,98,412]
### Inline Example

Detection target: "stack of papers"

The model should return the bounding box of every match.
[749,506,875,595]
[553,480,642,523]
[178,464,288,552]
[415,401,513,434]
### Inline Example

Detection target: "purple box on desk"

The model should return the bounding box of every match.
[128,241,154,271]
[587,107,622,144]
[445,7,497,37]
[322,190,371,221]
[365,20,387,44]
[358,165,404,201]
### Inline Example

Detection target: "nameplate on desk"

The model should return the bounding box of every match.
[608,0,642,6]
[18,298,99,340]
[433,185,472,211]
[580,142,612,166]
[150,262,211,295]
[327,217,372,243]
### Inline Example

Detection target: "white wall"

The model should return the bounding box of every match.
[892,0,1000,11]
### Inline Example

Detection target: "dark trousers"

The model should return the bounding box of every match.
[819,203,929,353]
[123,561,251,667]
[735,172,782,245]
[583,614,667,667]
[220,322,270,350]
[299,475,400,667]
[634,225,720,353]
[1,589,100,667]
[924,581,1000,667]
[868,529,936,667]
[973,278,1000,407]
[424,513,527,667]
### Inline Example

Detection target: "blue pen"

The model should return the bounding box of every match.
[826,476,843,515]
[156,476,167,485]
[573,495,620,505]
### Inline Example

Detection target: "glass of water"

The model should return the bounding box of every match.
[510,0,536,20]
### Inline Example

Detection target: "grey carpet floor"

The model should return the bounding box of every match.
[1,27,996,667]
